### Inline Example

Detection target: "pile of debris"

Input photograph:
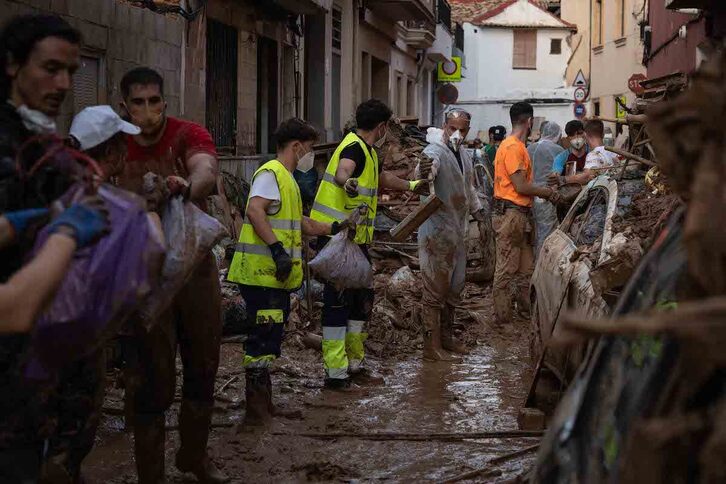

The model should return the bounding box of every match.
[377,119,430,221]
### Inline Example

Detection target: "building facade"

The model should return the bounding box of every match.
[453,0,576,138]
[587,0,647,121]
[0,0,455,159]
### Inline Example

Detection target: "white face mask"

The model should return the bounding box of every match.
[448,130,464,151]
[570,137,586,151]
[16,104,57,134]
[297,151,315,173]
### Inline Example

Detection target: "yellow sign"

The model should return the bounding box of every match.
[615,95,628,119]
[438,57,462,82]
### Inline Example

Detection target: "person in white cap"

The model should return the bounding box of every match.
[39,105,140,482]
[69,105,141,182]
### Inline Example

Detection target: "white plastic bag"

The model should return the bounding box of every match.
[139,197,227,327]
[309,231,373,290]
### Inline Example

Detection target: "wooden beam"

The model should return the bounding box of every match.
[389,193,443,241]
[605,146,657,167]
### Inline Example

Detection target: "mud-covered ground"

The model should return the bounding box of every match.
[84,286,538,483]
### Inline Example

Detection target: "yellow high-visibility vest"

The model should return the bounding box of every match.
[227,159,303,290]
[310,132,378,244]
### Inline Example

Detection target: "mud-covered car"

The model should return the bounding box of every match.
[529,175,647,384]
[534,209,698,482]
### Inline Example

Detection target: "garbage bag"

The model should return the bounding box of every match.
[25,183,165,379]
[309,231,373,290]
[138,197,227,327]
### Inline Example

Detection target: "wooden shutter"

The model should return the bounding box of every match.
[73,56,99,111]
[513,29,537,69]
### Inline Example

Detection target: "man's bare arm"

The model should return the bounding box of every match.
[334,158,357,186]
[246,197,278,245]
[564,169,595,185]
[302,217,333,237]
[380,170,414,191]
[186,153,219,201]
[0,233,76,333]
[510,171,554,199]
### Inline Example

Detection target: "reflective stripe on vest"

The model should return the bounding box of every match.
[310,132,379,244]
[227,160,303,290]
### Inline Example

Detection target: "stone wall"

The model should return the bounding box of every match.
[0,0,184,133]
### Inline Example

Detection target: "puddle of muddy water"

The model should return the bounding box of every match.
[84,313,536,483]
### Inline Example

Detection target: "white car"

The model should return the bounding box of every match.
[529,175,646,385]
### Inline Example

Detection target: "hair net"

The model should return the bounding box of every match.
[445,109,472,123]
[539,121,562,144]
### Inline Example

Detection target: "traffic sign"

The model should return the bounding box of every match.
[574,69,588,87]
[616,95,628,119]
[574,103,587,119]
[438,57,462,82]
[574,87,587,103]
[628,73,647,95]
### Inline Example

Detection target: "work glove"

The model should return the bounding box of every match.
[166,175,191,200]
[409,180,430,196]
[268,241,293,282]
[4,208,50,240]
[418,155,439,179]
[48,197,110,248]
[344,178,359,197]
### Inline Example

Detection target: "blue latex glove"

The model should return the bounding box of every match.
[48,203,109,248]
[4,208,50,236]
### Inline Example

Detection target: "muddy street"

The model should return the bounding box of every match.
[84,290,537,483]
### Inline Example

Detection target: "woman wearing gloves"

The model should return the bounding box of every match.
[227,118,355,425]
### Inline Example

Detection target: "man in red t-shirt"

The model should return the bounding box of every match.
[117,67,228,484]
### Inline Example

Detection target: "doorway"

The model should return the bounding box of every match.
[206,19,238,153]
[257,36,279,154]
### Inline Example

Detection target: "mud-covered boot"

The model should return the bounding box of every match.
[175,400,229,483]
[421,307,456,361]
[242,368,273,426]
[134,413,166,484]
[441,304,469,355]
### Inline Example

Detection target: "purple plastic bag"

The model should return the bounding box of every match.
[25,183,165,379]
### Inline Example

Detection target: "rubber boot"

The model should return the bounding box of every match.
[421,306,456,361]
[441,304,469,355]
[175,400,229,483]
[243,368,272,426]
[134,413,166,484]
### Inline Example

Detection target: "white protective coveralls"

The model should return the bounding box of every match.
[417,129,482,310]
[527,121,565,256]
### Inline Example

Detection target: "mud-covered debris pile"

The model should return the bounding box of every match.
[378,120,430,220]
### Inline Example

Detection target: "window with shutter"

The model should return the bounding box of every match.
[73,56,100,111]
[513,29,537,70]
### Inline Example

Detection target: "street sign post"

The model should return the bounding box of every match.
[437,57,462,82]
[628,73,647,95]
[574,69,588,88]
[574,87,587,103]
[574,103,587,119]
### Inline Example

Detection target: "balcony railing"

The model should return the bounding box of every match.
[366,0,435,22]
[401,20,436,49]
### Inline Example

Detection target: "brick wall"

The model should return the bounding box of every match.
[0,0,184,133]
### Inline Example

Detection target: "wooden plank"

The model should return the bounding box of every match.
[605,146,657,167]
[389,194,443,242]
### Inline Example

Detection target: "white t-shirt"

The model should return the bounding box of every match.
[249,170,281,214]
[584,146,619,170]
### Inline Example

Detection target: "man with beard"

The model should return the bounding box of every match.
[118,67,228,484]
[492,102,560,325]
[0,14,110,483]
